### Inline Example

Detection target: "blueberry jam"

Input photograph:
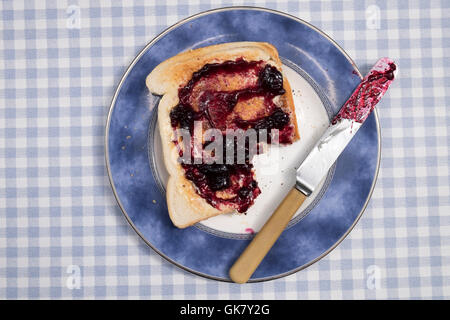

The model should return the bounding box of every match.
[182,161,260,213]
[235,107,293,143]
[332,60,396,125]
[170,59,294,213]
[169,104,196,130]
[259,65,286,95]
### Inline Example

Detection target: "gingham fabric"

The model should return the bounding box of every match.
[0,0,449,299]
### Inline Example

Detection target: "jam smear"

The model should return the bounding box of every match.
[332,59,396,125]
[170,59,294,213]
[178,59,262,106]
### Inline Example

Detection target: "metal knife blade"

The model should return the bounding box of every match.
[295,57,397,196]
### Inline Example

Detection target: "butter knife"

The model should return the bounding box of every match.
[229,57,397,284]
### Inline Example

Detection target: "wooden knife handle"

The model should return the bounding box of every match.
[229,188,307,284]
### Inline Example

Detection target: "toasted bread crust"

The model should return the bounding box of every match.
[146,42,299,228]
[281,76,300,141]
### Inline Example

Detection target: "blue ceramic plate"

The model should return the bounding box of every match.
[105,7,380,282]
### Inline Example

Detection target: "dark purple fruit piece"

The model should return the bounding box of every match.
[238,187,251,199]
[169,104,195,130]
[208,174,230,191]
[253,108,290,131]
[259,65,285,95]
[270,108,290,129]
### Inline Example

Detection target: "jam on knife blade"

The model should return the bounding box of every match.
[332,57,396,125]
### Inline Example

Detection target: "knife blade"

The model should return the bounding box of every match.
[296,57,397,196]
[229,57,397,284]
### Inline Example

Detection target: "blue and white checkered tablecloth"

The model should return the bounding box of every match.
[0,0,449,299]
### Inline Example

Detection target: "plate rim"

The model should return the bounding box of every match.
[105,6,381,283]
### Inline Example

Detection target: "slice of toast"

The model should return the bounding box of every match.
[146,42,299,228]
